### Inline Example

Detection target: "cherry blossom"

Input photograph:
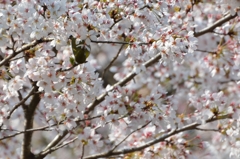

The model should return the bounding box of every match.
[0,0,240,159]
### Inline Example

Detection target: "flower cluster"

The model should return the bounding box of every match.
[0,0,240,159]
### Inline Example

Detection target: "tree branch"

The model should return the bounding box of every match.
[21,83,41,159]
[194,13,238,37]
[85,51,162,114]
[0,38,53,67]
[90,39,149,46]
[35,137,78,159]
[194,127,219,132]
[56,63,78,72]
[111,121,151,152]
[84,114,231,159]
[0,122,63,141]
[103,44,124,78]
[7,87,36,119]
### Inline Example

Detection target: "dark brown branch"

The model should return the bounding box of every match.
[57,64,78,72]
[1,115,99,141]
[36,137,78,158]
[7,87,36,119]
[81,145,85,159]
[90,39,149,45]
[194,13,238,37]
[0,125,52,141]
[109,18,123,30]
[36,115,101,158]
[9,55,25,62]
[21,84,41,159]
[0,120,66,141]
[38,118,150,158]
[84,114,231,159]
[0,38,53,67]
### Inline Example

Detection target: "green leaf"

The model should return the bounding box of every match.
[69,57,75,65]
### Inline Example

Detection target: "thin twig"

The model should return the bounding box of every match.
[195,127,220,132]
[196,49,217,54]
[75,115,101,123]
[109,18,123,30]
[81,144,85,159]
[92,114,130,132]
[38,115,101,158]
[38,137,78,157]
[103,44,124,77]
[57,63,78,72]
[9,55,25,62]
[111,121,151,152]
[0,38,53,67]
[91,39,149,46]
[7,87,36,119]
[0,119,66,141]
[0,124,54,141]
[108,4,149,30]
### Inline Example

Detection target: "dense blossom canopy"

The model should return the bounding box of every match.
[0,0,240,159]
